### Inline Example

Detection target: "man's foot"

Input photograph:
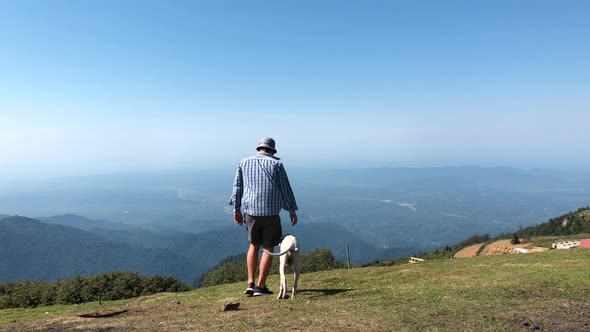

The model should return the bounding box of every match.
[244,282,255,296]
[253,286,273,296]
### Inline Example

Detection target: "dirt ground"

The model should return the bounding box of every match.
[515,300,590,332]
[479,239,532,256]
[454,243,485,258]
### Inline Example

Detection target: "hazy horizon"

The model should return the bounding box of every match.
[2,1,589,181]
[2,164,590,184]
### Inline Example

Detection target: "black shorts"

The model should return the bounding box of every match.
[245,214,282,248]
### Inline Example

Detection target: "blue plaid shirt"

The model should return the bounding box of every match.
[230,152,298,216]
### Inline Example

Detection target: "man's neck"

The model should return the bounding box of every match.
[257,151,279,159]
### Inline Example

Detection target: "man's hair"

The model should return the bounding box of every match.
[259,147,274,154]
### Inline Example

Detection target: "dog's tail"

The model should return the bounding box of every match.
[263,245,295,257]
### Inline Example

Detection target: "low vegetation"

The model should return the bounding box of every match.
[511,233,521,244]
[516,206,590,237]
[2,208,589,330]
[1,248,588,331]
[0,248,349,310]
[366,207,590,267]
[364,234,492,267]
[0,272,190,309]
[198,248,344,287]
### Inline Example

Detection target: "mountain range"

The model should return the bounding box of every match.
[2,203,589,285]
[0,216,207,283]
[0,214,410,284]
[2,166,589,284]
[2,167,589,251]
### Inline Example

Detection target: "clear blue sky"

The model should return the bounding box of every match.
[1,1,589,180]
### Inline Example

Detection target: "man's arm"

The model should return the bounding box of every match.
[289,211,298,226]
[229,164,244,224]
[277,163,298,225]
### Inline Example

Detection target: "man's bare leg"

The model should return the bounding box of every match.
[247,243,260,284]
[257,246,274,287]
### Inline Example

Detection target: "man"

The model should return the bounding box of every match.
[230,137,298,296]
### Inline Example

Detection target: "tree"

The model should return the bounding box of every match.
[510,233,520,245]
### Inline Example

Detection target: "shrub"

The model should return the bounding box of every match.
[200,248,344,287]
[298,248,345,273]
[0,281,54,308]
[0,272,191,309]
[200,260,247,287]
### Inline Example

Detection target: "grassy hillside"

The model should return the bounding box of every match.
[1,248,588,331]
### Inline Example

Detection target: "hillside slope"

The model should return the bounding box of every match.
[92,221,409,267]
[37,214,132,231]
[1,249,588,331]
[0,217,206,283]
[0,213,409,284]
[517,207,590,237]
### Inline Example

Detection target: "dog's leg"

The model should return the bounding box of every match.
[292,252,301,300]
[278,255,287,299]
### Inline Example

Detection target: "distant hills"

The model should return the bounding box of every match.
[2,167,590,252]
[0,214,410,284]
[0,216,206,283]
[37,214,132,231]
[2,204,589,285]
[92,221,413,266]
[38,213,400,265]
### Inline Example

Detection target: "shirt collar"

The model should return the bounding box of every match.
[256,152,280,160]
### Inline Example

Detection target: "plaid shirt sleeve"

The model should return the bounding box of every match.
[229,164,243,212]
[277,163,298,213]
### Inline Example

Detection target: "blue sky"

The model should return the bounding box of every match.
[1,1,589,180]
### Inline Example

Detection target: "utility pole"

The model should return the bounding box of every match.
[346,244,351,270]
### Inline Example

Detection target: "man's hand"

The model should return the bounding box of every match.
[290,211,298,226]
[234,212,243,225]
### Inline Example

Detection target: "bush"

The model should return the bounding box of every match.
[142,275,190,295]
[298,248,345,273]
[0,281,55,308]
[55,276,84,304]
[0,272,191,309]
[200,260,248,287]
[200,248,344,287]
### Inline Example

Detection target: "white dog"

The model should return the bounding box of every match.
[263,234,301,299]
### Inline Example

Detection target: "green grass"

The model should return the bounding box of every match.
[530,233,590,248]
[1,249,589,331]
